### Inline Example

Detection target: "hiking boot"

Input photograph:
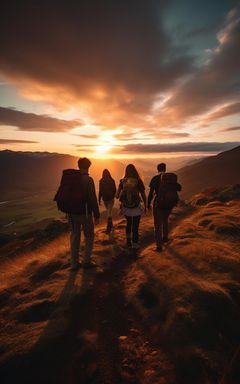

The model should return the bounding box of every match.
[82,261,97,269]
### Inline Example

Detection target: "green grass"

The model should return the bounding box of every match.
[0,191,64,235]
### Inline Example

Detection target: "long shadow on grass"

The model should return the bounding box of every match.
[0,258,96,384]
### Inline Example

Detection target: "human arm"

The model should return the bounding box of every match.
[177,183,182,192]
[147,177,156,208]
[115,180,122,199]
[139,180,147,212]
[98,180,102,205]
[88,177,100,219]
[147,186,155,209]
[141,190,147,213]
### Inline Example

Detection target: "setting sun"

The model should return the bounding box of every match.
[95,143,112,154]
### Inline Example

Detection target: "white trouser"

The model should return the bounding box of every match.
[103,199,114,218]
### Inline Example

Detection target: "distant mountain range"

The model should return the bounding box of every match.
[0,146,239,199]
[178,145,240,198]
[0,150,125,199]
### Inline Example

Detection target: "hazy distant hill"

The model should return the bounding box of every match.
[178,145,240,198]
[0,150,125,199]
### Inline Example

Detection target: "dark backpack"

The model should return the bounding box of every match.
[100,178,116,201]
[156,172,179,209]
[120,177,141,208]
[54,169,87,214]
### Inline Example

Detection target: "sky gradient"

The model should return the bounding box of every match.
[0,0,239,158]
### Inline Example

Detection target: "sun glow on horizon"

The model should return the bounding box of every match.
[95,143,112,154]
[94,130,119,157]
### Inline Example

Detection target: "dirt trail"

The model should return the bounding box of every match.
[0,207,191,384]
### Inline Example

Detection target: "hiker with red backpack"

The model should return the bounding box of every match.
[116,164,147,250]
[148,163,181,252]
[54,157,100,270]
[99,169,117,234]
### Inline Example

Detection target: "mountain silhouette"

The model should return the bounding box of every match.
[0,150,124,199]
[178,145,240,199]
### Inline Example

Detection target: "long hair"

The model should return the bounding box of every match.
[102,169,113,180]
[124,164,142,180]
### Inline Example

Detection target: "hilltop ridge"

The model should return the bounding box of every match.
[0,184,240,384]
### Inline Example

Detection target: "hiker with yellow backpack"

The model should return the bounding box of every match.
[116,164,147,250]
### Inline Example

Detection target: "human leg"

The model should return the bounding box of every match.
[82,215,94,264]
[125,215,132,246]
[162,210,171,242]
[105,199,114,233]
[69,214,81,268]
[132,215,141,246]
[153,206,163,248]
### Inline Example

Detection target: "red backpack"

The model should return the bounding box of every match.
[156,172,179,209]
[54,169,87,214]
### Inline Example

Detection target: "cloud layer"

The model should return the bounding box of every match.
[0,1,239,147]
[0,139,38,144]
[120,142,240,153]
[0,0,192,127]
[0,107,81,132]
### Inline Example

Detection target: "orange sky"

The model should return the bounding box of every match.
[0,1,239,158]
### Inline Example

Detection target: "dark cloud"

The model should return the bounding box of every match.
[221,126,240,132]
[120,142,240,153]
[0,139,39,144]
[158,8,240,124]
[203,102,240,123]
[0,0,192,112]
[0,107,81,132]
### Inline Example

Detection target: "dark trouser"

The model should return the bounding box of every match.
[125,215,141,243]
[153,206,171,246]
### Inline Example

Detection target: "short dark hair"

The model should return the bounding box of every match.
[157,163,166,172]
[78,157,91,169]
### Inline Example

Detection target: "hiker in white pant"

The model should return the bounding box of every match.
[99,169,116,234]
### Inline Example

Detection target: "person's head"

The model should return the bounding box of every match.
[125,163,141,179]
[78,157,91,170]
[102,169,112,179]
[157,163,166,173]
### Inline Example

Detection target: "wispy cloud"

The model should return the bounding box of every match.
[221,126,240,132]
[120,142,240,153]
[0,138,39,144]
[202,102,240,124]
[0,107,82,132]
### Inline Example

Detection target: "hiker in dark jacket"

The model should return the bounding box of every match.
[99,169,116,233]
[116,164,146,250]
[148,163,181,252]
[56,157,100,270]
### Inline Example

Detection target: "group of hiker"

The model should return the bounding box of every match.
[55,157,182,270]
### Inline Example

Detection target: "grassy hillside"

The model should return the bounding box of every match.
[178,146,240,199]
[0,185,240,384]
